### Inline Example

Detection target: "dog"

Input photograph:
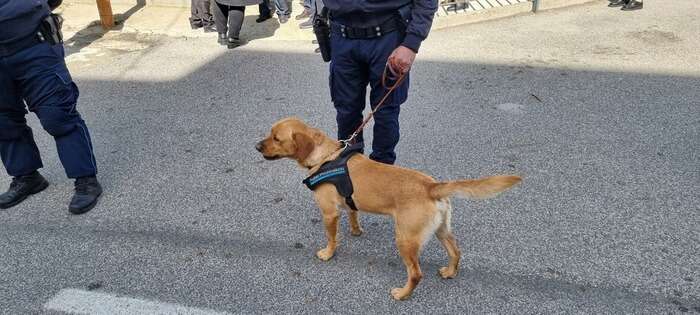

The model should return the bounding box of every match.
[256,117,522,300]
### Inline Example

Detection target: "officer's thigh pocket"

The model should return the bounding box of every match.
[34,71,81,136]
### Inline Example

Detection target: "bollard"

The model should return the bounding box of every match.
[96,0,115,29]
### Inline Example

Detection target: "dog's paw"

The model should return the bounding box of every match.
[390,287,412,301]
[439,267,457,279]
[316,248,335,261]
[350,227,364,237]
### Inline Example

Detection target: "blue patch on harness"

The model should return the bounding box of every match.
[308,167,347,186]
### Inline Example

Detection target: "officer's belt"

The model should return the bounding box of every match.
[303,143,364,211]
[0,33,42,57]
[330,17,403,40]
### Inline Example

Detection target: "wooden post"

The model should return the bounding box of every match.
[96,0,115,29]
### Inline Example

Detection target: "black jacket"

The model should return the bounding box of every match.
[323,0,438,52]
[0,0,50,46]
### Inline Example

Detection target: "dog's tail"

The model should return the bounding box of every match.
[429,175,522,200]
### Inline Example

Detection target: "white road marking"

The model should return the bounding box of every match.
[44,289,232,315]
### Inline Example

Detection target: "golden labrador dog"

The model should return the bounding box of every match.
[256,117,521,300]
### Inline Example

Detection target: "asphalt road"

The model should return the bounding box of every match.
[1,1,698,314]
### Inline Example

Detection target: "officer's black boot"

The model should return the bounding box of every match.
[68,176,102,215]
[0,171,49,209]
[218,33,228,45]
[227,37,245,49]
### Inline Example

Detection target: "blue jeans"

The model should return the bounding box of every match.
[329,30,409,165]
[260,0,290,17]
[0,42,97,178]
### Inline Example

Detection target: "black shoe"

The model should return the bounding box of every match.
[69,176,102,215]
[295,9,311,20]
[312,39,318,44]
[191,23,203,30]
[218,33,228,45]
[278,15,290,24]
[608,0,628,7]
[0,172,49,209]
[621,0,642,10]
[314,47,320,53]
[203,25,217,33]
[256,14,272,23]
[299,19,313,29]
[227,37,245,49]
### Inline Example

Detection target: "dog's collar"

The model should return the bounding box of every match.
[303,141,345,173]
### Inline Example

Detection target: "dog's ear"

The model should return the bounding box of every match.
[293,131,315,161]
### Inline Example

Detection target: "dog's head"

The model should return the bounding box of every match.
[256,118,327,166]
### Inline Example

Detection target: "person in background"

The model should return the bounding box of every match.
[0,0,103,214]
[298,0,322,29]
[258,0,290,24]
[190,0,216,31]
[213,0,262,48]
[295,0,312,21]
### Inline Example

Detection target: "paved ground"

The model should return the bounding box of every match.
[1,1,699,314]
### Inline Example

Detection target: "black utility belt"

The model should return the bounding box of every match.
[330,17,403,40]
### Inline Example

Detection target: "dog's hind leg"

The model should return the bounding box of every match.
[435,200,461,279]
[348,210,363,236]
[390,208,440,300]
[391,237,423,301]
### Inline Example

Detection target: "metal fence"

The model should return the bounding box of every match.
[438,0,539,15]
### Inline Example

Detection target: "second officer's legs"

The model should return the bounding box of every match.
[1,42,102,214]
[14,43,97,179]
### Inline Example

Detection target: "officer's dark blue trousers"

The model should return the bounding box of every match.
[0,42,97,178]
[329,30,409,165]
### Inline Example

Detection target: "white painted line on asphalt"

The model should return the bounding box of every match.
[44,289,232,315]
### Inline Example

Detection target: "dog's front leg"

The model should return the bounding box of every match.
[315,195,339,261]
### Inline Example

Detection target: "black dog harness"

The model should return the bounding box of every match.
[303,143,364,210]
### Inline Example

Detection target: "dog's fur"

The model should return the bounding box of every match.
[256,118,522,300]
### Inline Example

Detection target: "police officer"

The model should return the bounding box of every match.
[0,0,103,214]
[322,0,438,165]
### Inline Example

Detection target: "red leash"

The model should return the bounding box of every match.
[340,64,407,147]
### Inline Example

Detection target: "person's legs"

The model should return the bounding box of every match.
[258,0,273,19]
[274,0,290,17]
[227,6,246,39]
[296,0,312,20]
[190,0,202,28]
[199,0,215,27]
[212,1,229,35]
[330,36,370,146]
[366,31,409,165]
[0,56,43,177]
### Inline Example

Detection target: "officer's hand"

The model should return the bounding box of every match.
[388,46,416,75]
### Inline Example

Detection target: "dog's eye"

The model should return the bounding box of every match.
[273,136,280,142]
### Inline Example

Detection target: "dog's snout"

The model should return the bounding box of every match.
[255,141,264,152]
